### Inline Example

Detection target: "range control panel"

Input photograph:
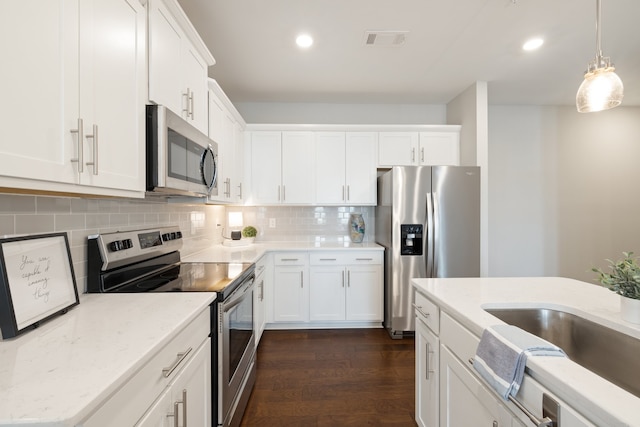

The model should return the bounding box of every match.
[401,224,423,256]
[89,226,184,271]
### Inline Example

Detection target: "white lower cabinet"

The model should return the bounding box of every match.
[272,253,309,322]
[440,344,515,427]
[415,315,439,427]
[136,338,211,427]
[268,250,383,328]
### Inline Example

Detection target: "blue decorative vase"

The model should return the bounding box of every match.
[349,213,365,243]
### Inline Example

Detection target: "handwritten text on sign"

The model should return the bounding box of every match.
[2,235,77,330]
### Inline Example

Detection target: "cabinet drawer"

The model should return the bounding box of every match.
[309,251,382,265]
[414,291,440,334]
[274,252,309,265]
[440,311,479,370]
[82,308,210,427]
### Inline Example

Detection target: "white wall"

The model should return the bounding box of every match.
[488,105,640,282]
[447,82,489,277]
[235,102,446,124]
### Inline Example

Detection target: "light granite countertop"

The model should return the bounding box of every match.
[183,241,383,263]
[412,276,640,427]
[0,293,216,426]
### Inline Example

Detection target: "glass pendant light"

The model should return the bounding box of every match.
[576,0,623,113]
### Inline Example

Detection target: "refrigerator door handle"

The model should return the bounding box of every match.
[426,191,435,277]
[432,191,440,277]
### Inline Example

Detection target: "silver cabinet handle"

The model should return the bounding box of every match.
[224,178,231,197]
[259,279,264,301]
[70,118,84,173]
[300,271,303,288]
[280,258,299,261]
[411,147,415,163]
[238,182,243,199]
[355,258,373,261]
[412,303,430,318]
[421,147,424,163]
[282,185,286,201]
[347,270,350,287]
[162,347,192,377]
[342,270,345,287]
[189,89,194,119]
[342,185,345,201]
[277,185,281,201]
[426,342,435,380]
[180,389,187,427]
[85,124,98,175]
[319,258,337,261]
[347,185,350,201]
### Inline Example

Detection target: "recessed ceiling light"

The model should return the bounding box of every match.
[296,34,313,49]
[522,38,544,51]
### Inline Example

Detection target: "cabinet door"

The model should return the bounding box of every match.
[181,44,208,134]
[281,132,315,204]
[419,132,460,166]
[148,0,183,114]
[345,265,383,321]
[345,132,377,205]
[378,132,418,167]
[0,0,79,185]
[136,339,211,427]
[440,345,510,427]
[79,0,146,192]
[315,132,346,204]
[416,316,439,427]
[309,266,346,321]
[250,132,282,204]
[273,266,309,322]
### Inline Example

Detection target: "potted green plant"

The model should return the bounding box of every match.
[241,226,257,242]
[592,251,640,323]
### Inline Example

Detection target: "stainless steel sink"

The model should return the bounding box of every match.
[485,308,640,399]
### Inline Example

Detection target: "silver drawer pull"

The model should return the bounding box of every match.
[162,347,192,377]
[355,258,373,261]
[319,258,337,261]
[280,258,299,261]
[412,303,430,318]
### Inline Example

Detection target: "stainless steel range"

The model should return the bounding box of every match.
[86,226,256,427]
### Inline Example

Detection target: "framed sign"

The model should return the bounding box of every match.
[0,232,79,339]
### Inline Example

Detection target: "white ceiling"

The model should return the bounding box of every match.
[177,0,640,107]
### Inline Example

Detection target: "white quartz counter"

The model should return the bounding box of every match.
[0,292,216,426]
[412,277,640,427]
[183,241,383,263]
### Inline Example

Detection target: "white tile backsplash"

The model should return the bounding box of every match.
[0,193,376,292]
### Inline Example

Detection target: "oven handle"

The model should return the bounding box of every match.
[222,275,255,310]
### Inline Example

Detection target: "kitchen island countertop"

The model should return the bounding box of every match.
[183,241,383,263]
[0,292,216,426]
[412,276,640,427]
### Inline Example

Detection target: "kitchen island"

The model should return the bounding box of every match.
[412,277,640,427]
[0,292,215,426]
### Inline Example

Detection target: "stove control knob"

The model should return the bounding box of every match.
[176,231,182,239]
[109,241,122,252]
[122,239,133,249]
[162,233,170,241]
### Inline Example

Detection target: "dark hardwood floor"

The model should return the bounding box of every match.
[240,329,417,427]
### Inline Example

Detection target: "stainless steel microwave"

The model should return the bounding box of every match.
[146,105,218,197]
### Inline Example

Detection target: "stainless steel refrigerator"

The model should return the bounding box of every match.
[375,166,480,338]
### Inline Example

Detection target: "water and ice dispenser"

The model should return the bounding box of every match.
[401,224,423,255]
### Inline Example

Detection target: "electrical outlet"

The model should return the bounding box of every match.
[269,218,276,228]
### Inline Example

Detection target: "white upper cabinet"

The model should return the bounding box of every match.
[207,79,245,204]
[378,128,460,167]
[315,132,377,205]
[249,131,314,205]
[0,0,145,197]
[148,0,214,135]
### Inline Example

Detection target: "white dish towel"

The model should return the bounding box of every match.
[473,324,566,400]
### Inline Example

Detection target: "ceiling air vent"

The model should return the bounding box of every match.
[364,30,409,47]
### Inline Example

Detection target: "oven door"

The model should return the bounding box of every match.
[218,275,255,426]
